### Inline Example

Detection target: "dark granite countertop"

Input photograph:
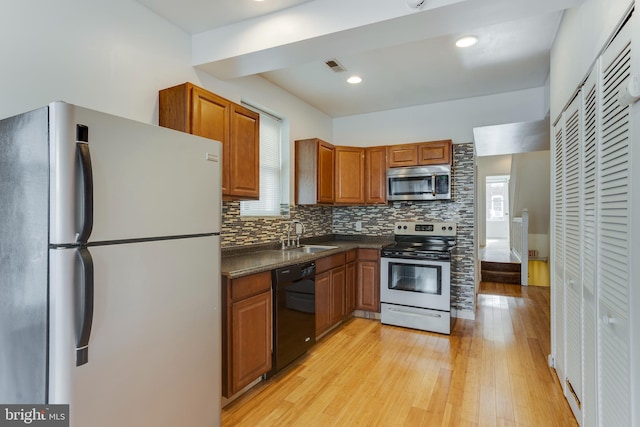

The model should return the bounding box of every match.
[221,236,392,279]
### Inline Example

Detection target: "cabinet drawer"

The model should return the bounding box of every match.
[231,271,271,301]
[358,248,380,261]
[316,253,346,273]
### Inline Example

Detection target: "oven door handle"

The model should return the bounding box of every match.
[388,307,442,318]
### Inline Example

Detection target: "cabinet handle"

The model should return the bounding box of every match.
[389,308,441,318]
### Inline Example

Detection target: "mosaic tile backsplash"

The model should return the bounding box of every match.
[221,203,333,248]
[222,142,476,318]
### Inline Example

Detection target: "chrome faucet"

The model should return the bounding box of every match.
[281,220,306,249]
[291,220,305,247]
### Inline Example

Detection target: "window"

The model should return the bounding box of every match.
[240,103,289,217]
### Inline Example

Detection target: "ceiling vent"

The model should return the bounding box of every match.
[325,59,346,73]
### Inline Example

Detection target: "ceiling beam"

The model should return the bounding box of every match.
[193,0,583,79]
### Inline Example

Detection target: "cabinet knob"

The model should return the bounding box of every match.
[601,314,616,325]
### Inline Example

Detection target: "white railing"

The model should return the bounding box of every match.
[511,209,529,285]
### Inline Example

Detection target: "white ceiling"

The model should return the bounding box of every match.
[137,0,584,118]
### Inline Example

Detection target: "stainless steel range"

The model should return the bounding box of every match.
[380,221,456,334]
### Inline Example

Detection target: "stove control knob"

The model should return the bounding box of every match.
[448,226,453,231]
[397,225,401,230]
[404,226,408,229]
[442,226,446,231]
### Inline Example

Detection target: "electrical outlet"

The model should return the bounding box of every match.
[355,221,362,231]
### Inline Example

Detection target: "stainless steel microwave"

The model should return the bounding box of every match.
[387,165,451,201]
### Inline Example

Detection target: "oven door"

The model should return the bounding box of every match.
[380,257,450,311]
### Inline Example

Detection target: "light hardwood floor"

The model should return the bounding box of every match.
[222,283,577,426]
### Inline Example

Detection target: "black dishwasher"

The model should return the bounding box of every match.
[270,261,316,376]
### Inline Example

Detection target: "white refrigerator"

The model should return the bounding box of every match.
[0,102,222,426]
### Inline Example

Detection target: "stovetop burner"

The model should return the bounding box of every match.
[381,221,457,261]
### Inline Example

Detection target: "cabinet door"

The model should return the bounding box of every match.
[317,141,335,203]
[229,104,260,199]
[335,146,365,204]
[315,271,331,337]
[387,144,418,167]
[190,86,231,195]
[418,140,452,165]
[346,261,357,315]
[230,291,272,395]
[365,146,387,204]
[330,266,346,324]
[357,260,380,312]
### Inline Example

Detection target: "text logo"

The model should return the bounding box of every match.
[0,405,68,427]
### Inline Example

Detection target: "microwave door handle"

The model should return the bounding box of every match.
[431,174,436,197]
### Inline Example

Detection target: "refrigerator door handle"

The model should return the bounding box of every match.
[76,246,94,366]
[76,125,94,244]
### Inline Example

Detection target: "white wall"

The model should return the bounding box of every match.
[510,151,550,236]
[0,0,332,152]
[510,151,551,258]
[550,0,634,120]
[333,86,547,146]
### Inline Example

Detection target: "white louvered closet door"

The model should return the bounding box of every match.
[581,69,598,427]
[563,94,583,419]
[552,118,566,387]
[597,21,632,427]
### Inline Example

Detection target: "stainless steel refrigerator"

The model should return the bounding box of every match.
[0,102,222,426]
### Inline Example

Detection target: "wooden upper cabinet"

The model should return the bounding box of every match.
[387,140,453,167]
[387,144,418,167]
[295,138,335,205]
[365,146,387,204]
[229,104,260,199]
[418,140,452,165]
[159,82,259,200]
[190,87,231,193]
[335,146,365,204]
[317,141,335,204]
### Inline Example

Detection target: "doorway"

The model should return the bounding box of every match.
[485,175,510,245]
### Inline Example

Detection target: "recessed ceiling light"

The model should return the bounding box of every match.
[456,35,479,48]
[347,76,362,84]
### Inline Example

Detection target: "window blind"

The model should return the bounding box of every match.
[240,110,284,216]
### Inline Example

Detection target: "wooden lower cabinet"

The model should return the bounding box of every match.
[346,260,357,315]
[315,271,331,337]
[329,266,346,325]
[315,253,348,338]
[356,249,380,312]
[345,249,357,314]
[315,266,346,337]
[222,271,272,397]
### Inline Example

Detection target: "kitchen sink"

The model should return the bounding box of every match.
[287,245,338,254]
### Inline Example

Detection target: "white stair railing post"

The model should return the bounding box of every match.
[521,209,529,285]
